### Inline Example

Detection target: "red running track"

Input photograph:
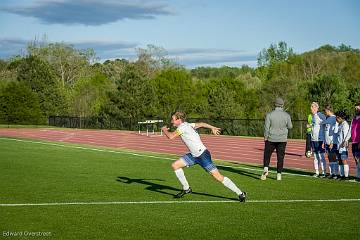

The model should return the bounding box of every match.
[0,128,356,173]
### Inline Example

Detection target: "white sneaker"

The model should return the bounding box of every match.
[260,171,268,180]
[277,173,282,181]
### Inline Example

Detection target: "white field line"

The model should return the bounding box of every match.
[1,199,360,207]
[0,137,318,178]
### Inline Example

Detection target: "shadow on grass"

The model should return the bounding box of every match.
[116,176,238,201]
[255,148,303,157]
[217,162,314,178]
[217,165,261,180]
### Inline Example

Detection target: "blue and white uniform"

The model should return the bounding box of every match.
[334,121,351,155]
[176,122,206,157]
[323,115,337,146]
[311,112,326,141]
[334,120,351,178]
[311,112,327,176]
[176,122,217,172]
[311,112,326,153]
[322,114,338,175]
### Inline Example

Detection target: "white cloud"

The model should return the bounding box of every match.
[167,48,258,68]
[0,38,139,60]
[0,38,257,68]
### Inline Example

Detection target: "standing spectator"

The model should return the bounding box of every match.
[350,103,360,181]
[310,102,327,177]
[261,97,293,181]
[322,105,338,178]
[334,111,351,180]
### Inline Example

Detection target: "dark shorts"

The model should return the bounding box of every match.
[325,144,337,154]
[337,151,348,161]
[181,149,217,172]
[352,143,360,159]
[312,141,325,153]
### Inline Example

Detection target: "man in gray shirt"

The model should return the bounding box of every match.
[261,98,293,181]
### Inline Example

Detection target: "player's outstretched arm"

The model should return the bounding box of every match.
[194,122,221,135]
[161,126,179,140]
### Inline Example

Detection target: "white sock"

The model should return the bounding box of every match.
[314,155,319,174]
[264,167,268,172]
[222,177,242,195]
[344,164,349,177]
[174,169,190,190]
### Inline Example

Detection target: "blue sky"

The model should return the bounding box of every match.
[0,0,359,68]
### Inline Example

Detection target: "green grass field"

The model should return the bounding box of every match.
[1,137,360,240]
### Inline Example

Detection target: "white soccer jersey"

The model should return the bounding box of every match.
[335,121,351,153]
[176,122,206,157]
[323,115,337,145]
[311,112,326,141]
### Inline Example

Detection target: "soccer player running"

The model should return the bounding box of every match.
[161,111,246,202]
[322,105,338,178]
[350,103,360,181]
[310,102,327,177]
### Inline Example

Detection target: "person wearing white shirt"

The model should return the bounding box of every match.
[334,111,351,180]
[322,105,338,178]
[309,102,327,177]
[161,111,246,202]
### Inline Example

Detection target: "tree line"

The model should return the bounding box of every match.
[0,41,359,133]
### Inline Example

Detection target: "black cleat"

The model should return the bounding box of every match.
[174,187,192,198]
[239,192,247,203]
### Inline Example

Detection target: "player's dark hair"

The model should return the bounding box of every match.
[335,111,347,119]
[324,105,333,112]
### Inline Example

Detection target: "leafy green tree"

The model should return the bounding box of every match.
[307,74,351,114]
[135,44,178,76]
[341,51,360,88]
[236,72,261,89]
[17,55,67,117]
[28,40,95,87]
[0,82,44,124]
[287,81,309,119]
[0,58,19,83]
[258,61,297,115]
[191,66,252,80]
[242,88,261,118]
[151,68,195,118]
[99,59,130,83]
[71,73,113,117]
[191,79,209,118]
[348,86,360,114]
[206,77,246,119]
[105,63,157,119]
[258,41,294,67]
